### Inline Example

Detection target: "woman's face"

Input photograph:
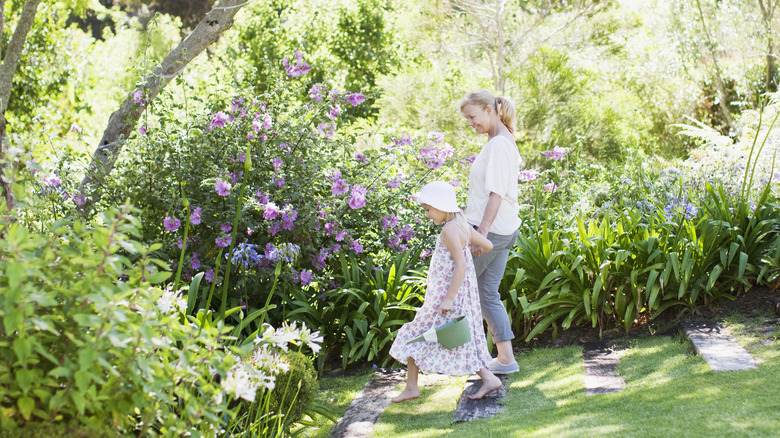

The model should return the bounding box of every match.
[462,103,493,135]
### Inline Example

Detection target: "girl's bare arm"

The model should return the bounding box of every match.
[469,228,493,254]
[439,223,467,314]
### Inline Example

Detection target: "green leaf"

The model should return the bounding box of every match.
[145,271,172,284]
[74,370,92,393]
[13,337,32,363]
[6,263,25,290]
[71,391,86,415]
[17,397,35,420]
[16,369,33,394]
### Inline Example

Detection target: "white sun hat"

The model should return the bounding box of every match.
[414,181,461,213]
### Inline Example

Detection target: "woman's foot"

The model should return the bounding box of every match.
[391,386,420,403]
[468,375,502,400]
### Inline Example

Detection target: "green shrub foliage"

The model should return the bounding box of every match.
[0,206,239,434]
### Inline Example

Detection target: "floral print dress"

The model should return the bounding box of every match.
[389,232,492,375]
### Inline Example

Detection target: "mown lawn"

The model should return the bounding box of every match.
[299,315,779,437]
[366,317,780,437]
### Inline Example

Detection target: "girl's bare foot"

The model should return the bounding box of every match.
[391,386,420,403]
[468,375,502,400]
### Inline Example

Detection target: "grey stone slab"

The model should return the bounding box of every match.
[452,374,508,423]
[682,322,758,371]
[328,369,405,438]
[582,343,626,395]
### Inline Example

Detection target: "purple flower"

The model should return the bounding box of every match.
[215,234,232,248]
[269,222,283,236]
[263,202,280,220]
[70,122,82,133]
[229,172,243,184]
[282,50,311,77]
[382,214,399,231]
[133,89,145,105]
[355,152,368,164]
[335,230,347,242]
[542,146,567,161]
[190,206,202,225]
[300,269,314,286]
[220,223,232,233]
[281,204,298,230]
[418,142,454,169]
[256,191,270,204]
[191,253,201,270]
[42,173,61,188]
[348,185,367,209]
[309,83,324,102]
[543,182,558,192]
[215,180,232,197]
[273,175,285,187]
[272,158,283,171]
[351,240,363,254]
[328,105,341,120]
[138,125,147,136]
[519,168,540,182]
[211,111,229,128]
[331,178,350,196]
[205,269,215,283]
[346,92,366,107]
[73,194,86,206]
[318,122,334,139]
[164,216,181,231]
[324,221,337,235]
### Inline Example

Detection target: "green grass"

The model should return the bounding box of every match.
[369,321,780,438]
[293,366,376,438]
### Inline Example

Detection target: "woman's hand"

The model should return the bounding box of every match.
[438,297,454,315]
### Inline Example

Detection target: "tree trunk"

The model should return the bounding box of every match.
[0,0,42,211]
[758,0,778,92]
[78,0,249,211]
[694,0,739,136]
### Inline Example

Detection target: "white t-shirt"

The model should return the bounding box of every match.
[465,136,522,235]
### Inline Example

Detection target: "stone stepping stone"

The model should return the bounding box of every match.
[452,374,508,423]
[682,322,758,371]
[328,368,405,438]
[582,342,626,395]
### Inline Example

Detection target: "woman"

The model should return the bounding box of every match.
[459,89,522,374]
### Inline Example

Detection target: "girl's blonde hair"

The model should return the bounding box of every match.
[459,89,517,134]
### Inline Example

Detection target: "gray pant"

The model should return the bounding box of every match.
[472,228,518,343]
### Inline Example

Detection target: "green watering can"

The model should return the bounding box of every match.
[406,315,471,350]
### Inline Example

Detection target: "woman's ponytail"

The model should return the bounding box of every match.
[494,96,517,135]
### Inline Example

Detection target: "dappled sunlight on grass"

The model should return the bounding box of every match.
[373,374,467,438]
[371,335,779,437]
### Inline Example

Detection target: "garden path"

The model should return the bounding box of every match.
[452,374,508,422]
[582,342,627,395]
[682,322,758,371]
[327,369,405,438]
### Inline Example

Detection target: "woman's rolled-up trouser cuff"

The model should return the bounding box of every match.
[472,228,518,343]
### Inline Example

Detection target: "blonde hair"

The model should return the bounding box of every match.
[459,89,517,134]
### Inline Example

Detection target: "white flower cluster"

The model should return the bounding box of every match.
[220,322,323,403]
[156,289,187,314]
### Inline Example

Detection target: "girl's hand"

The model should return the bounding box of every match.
[439,297,454,315]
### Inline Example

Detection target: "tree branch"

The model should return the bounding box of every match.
[0,0,41,114]
[78,0,250,211]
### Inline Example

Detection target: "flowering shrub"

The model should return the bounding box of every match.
[0,205,323,434]
[67,52,479,370]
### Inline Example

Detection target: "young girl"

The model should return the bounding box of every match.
[389,181,503,403]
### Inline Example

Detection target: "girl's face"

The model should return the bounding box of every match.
[421,204,448,226]
[461,103,493,135]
